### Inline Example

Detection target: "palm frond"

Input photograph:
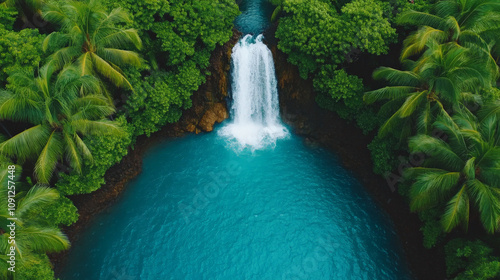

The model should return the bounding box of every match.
[468,179,500,234]
[364,86,416,104]
[18,227,70,253]
[0,125,49,161]
[372,67,421,86]
[91,53,132,89]
[16,186,59,218]
[409,170,461,211]
[397,10,448,30]
[441,184,469,232]
[409,134,464,171]
[34,130,63,184]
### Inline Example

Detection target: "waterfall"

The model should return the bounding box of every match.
[219,34,288,149]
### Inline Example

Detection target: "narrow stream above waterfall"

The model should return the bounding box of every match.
[59,1,413,279]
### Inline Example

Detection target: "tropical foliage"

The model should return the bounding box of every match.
[357,0,500,278]
[0,0,239,278]
[0,162,69,279]
[365,42,495,140]
[0,11,45,87]
[275,0,397,79]
[405,107,500,233]
[445,238,500,280]
[42,0,142,89]
[0,0,498,278]
[0,64,123,184]
[397,0,500,61]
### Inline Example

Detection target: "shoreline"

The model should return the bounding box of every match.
[51,31,444,280]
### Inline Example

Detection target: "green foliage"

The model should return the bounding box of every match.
[124,61,205,137]
[365,43,493,140]
[397,0,500,62]
[314,67,378,133]
[104,0,239,68]
[151,0,239,66]
[481,87,500,103]
[0,185,70,279]
[103,0,239,138]
[341,0,396,55]
[314,67,364,107]
[0,27,45,86]
[0,64,123,184]
[103,0,169,32]
[42,0,142,89]
[56,116,133,195]
[445,238,500,280]
[0,5,17,30]
[276,0,396,78]
[39,196,79,227]
[418,208,445,248]
[404,108,500,233]
[16,254,56,280]
[276,0,347,78]
[367,135,399,175]
[355,108,381,134]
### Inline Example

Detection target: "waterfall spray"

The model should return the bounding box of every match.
[219,34,288,149]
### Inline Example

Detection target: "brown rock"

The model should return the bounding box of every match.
[198,102,228,132]
[186,123,196,133]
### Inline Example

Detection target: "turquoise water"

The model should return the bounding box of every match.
[59,1,412,279]
[60,128,412,279]
[234,0,274,34]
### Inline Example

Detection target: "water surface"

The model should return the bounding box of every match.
[234,0,274,34]
[60,130,411,279]
[59,1,412,279]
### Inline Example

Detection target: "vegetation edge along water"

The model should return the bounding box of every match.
[0,0,499,279]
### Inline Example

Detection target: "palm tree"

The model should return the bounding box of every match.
[0,63,123,184]
[404,104,500,233]
[364,42,493,140]
[42,0,142,89]
[0,183,70,279]
[397,0,500,63]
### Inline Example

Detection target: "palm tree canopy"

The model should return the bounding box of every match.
[404,106,500,233]
[364,43,493,139]
[0,63,123,184]
[0,185,69,263]
[42,0,142,88]
[397,0,500,60]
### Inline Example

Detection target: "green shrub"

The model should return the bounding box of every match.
[0,5,17,30]
[418,208,444,248]
[16,254,55,280]
[124,61,205,137]
[0,28,45,86]
[276,0,396,78]
[40,196,79,227]
[56,117,133,195]
[367,135,399,175]
[445,239,500,280]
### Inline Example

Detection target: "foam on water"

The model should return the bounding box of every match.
[219,34,289,150]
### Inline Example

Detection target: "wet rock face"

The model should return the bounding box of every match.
[172,29,241,134]
[198,102,229,132]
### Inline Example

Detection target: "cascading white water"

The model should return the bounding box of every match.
[219,34,288,149]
